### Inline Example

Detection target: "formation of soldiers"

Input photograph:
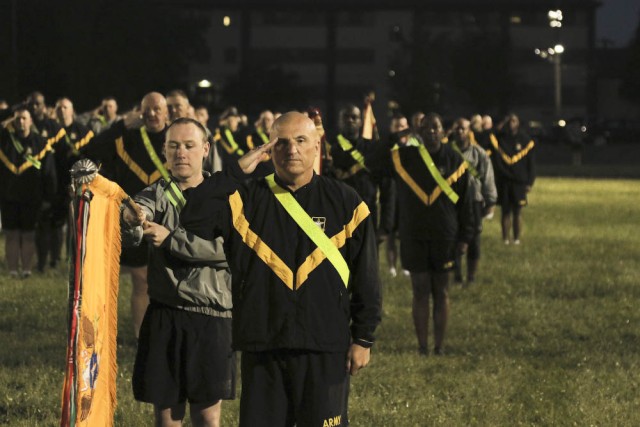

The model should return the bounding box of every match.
[0,89,535,331]
[0,90,535,424]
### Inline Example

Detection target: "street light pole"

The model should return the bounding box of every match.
[554,52,562,118]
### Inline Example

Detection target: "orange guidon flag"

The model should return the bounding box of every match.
[61,174,127,427]
[362,101,377,141]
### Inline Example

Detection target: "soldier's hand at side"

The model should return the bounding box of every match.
[346,343,371,376]
[238,139,276,174]
[142,221,170,247]
[483,205,495,219]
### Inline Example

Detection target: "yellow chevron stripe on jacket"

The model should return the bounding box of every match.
[334,162,366,180]
[229,191,369,290]
[491,136,534,165]
[391,150,467,206]
[214,129,235,154]
[47,128,67,149]
[0,143,52,175]
[115,137,164,185]
[74,130,95,150]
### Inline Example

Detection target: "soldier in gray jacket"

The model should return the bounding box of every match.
[121,117,234,427]
[451,118,497,285]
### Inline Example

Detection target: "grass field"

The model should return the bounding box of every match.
[1,177,639,426]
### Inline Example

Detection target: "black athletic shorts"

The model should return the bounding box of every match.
[497,180,528,212]
[400,239,456,273]
[120,242,148,267]
[0,200,41,231]
[132,301,236,407]
[240,349,349,427]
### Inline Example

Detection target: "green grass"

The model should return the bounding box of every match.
[1,177,639,426]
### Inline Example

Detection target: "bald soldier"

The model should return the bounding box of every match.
[83,91,169,339]
[179,112,382,426]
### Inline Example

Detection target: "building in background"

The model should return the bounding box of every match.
[186,0,600,129]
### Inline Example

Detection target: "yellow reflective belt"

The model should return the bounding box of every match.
[9,132,41,169]
[224,128,244,156]
[256,129,269,145]
[416,145,459,204]
[265,174,350,288]
[391,145,466,206]
[64,134,80,156]
[406,136,421,147]
[337,134,367,171]
[140,126,186,211]
[451,143,479,179]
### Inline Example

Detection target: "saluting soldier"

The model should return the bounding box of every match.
[213,107,246,166]
[244,109,275,178]
[36,97,95,271]
[0,107,57,279]
[330,104,382,231]
[25,92,68,272]
[82,91,169,339]
[180,112,381,426]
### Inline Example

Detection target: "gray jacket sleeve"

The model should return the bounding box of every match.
[478,148,497,207]
[164,227,228,266]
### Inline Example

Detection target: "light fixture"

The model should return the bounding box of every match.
[197,79,212,88]
[223,16,231,27]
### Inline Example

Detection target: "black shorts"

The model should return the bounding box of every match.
[400,239,455,273]
[120,242,148,267]
[240,350,349,427]
[132,302,236,407]
[0,200,41,231]
[497,180,528,212]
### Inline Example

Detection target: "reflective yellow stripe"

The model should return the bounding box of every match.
[297,201,369,286]
[334,162,366,180]
[46,128,66,148]
[491,135,535,165]
[0,142,51,175]
[417,144,458,203]
[229,190,369,290]
[256,129,270,145]
[266,174,350,288]
[469,131,478,145]
[391,150,429,205]
[392,150,467,206]
[74,131,95,150]
[246,135,255,150]
[0,149,18,174]
[115,137,163,185]
[337,134,367,171]
[229,191,295,289]
[223,128,244,155]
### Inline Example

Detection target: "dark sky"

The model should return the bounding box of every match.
[597,0,640,47]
